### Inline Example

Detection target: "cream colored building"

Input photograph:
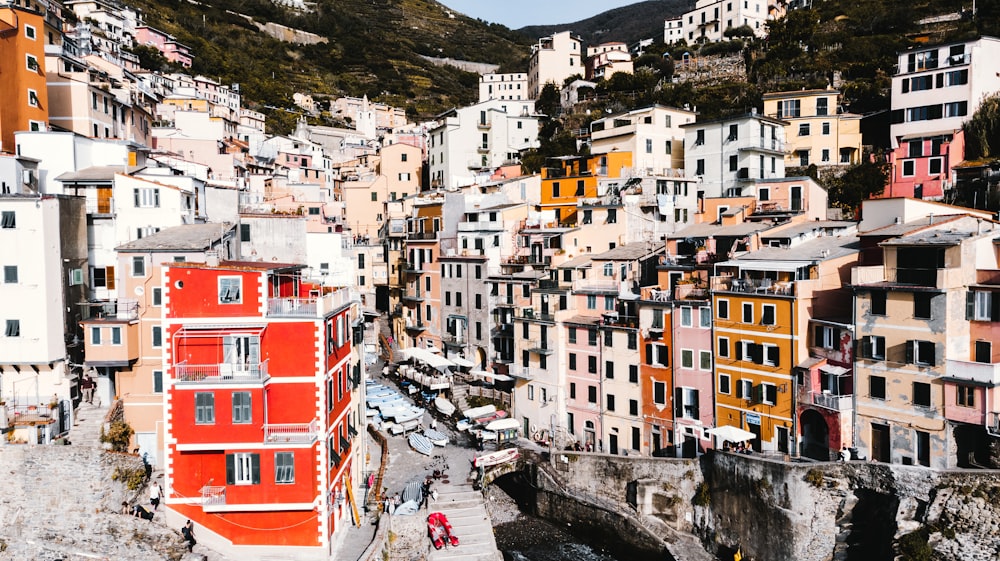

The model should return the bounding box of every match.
[762,89,863,168]
[479,73,529,102]
[590,105,696,174]
[341,142,423,239]
[528,31,584,99]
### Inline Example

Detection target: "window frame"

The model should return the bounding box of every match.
[218,276,243,304]
[232,391,252,424]
[275,452,295,484]
[761,304,776,326]
[195,392,215,424]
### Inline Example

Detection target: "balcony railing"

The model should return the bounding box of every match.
[946,359,1000,386]
[201,485,226,507]
[267,290,357,317]
[516,308,555,322]
[526,340,554,354]
[175,359,269,383]
[458,220,504,232]
[80,299,139,321]
[711,276,795,296]
[263,420,319,444]
[510,365,544,380]
[572,279,621,293]
[810,391,853,412]
[407,231,438,241]
[85,198,115,215]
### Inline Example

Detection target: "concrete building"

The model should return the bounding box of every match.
[886,37,1000,199]
[589,104,696,174]
[479,73,529,102]
[852,210,1000,469]
[682,113,787,199]
[0,3,50,152]
[762,88,863,168]
[668,0,774,45]
[427,99,538,190]
[585,42,633,81]
[540,152,633,226]
[134,25,193,68]
[528,31,584,100]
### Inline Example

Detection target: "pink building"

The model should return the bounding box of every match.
[135,26,194,68]
[564,315,603,451]
[796,319,855,461]
[670,289,714,456]
[884,130,964,200]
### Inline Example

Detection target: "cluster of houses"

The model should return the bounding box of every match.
[2,0,1000,558]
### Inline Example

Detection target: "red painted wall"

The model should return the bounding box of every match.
[167,267,262,318]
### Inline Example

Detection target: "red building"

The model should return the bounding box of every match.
[162,259,359,558]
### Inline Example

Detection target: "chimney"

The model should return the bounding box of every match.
[206,250,220,267]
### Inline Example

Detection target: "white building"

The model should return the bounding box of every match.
[528,31,584,100]
[889,36,1000,148]
[427,99,539,189]
[589,104,697,174]
[668,0,775,45]
[681,113,787,198]
[479,73,529,102]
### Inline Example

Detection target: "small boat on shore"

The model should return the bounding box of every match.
[472,447,519,468]
[461,404,496,420]
[423,428,448,446]
[485,418,520,432]
[409,432,434,456]
[434,397,456,416]
[428,511,459,549]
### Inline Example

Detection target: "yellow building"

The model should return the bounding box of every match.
[711,234,858,453]
[762,89,862,168]
[540,152,632,226]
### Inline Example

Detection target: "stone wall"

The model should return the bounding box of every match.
[0,446,188,560]
[521,451,1000,561]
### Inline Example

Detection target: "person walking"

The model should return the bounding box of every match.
[181,520,197,552]
[81,374,95,404]
[149,481,163,511]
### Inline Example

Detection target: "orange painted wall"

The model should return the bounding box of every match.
[540,152,632,224]
[172,502,321,547]
[640,308,673,435]
[0,7,49,151]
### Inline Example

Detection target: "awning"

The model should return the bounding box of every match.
[452,357,475,368]
[398,347,455,371]
[715,260,810,272]
[426,345,442,354]
[470,370,514,382]
[706,425,756,442]
[819,364,849,376]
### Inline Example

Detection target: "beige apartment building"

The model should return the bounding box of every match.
[762,88,863,168]
[528,31,584,100]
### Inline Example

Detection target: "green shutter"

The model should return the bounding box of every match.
[251,454,260,484]
[225,454,235,485]
[905,340,915,364]
[967,291,975,320]
[674,387,683,419]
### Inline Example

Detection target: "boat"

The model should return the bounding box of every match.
[456,419,475,432]
[409,432,434,456]
[485,418,520,432]
[402,479,423,503]
[389,418,420,435]
[427,512,459,548]
[473,409,509,424]
[434,397,456,416]
[387,406,425,423]
[461,404,496,420]
[472,447,519,468]
[423,428,448,446]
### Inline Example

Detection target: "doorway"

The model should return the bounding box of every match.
[800,409,830,460]
[609,433,619,455]
[749,422,762,452]
[871,423,890,463]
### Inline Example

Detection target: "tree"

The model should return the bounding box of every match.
[535,83,561,118]
[826,159,889,217]
[964,94,1000,160]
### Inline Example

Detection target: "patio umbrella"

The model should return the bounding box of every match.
[706,425,756,443]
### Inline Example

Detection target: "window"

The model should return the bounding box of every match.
[629,364,638,383]
[728,124,738,141]
[26,54,39,72]
[912,382,931,407]
[646,343,669,367]
[822,149,830,162]
[861,335,886,360]
[3,319,18,337]
[588,385,597,403]
[569,353,577,370]
[778,99,800,118]
[816,97,828,116]
[1,211,16,229]
[695,159,705,175]
[906,340,935,366]
[742,302,753,323]
[133,188,160,208]
[586,295,597,309]
[645,139,653,154]
[588,355,597,373]
[106,326,120,345]
[739,340,754,361]
[870,291,886,315]
[275,452,295,484]
[695,129,705,145]
[627,331,637,350]
[240,224,251,242]
[969,291,997,321]
[195,392,215,424]
[3,266,17,284]
[568,328,576,344]
[717,299,729,319]
[718,374,731,395]
[607,394,616,411]
[528,385,535,400]
[25,24,36,39]
[736,379,752,399]
[928,158,943,175]
[870,376,886,399]
[588,328,598,346]
[944,101,968,118]
[219,277,242,304]
[718,336,730,358]
[91,326,101,345]
[629,399,638,416]
[681,349,694,369]
[131,256,145,277]
[814,325,836,349]
[153,370,163,394]
[761,304,775,326]
[232,392,252,424]
[226,452,260,485]
[27,88,39,107]
[913,293,932,319]
[700,350,712,370]
[798,123,810,136]
[956,385,975,408]
[761,383,777,405]
[762,344,779,366]
[605,361,614,379]
[680,306,692,327]
[604,295,615,311]
[653,381,666,404]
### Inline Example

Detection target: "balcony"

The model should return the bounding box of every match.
[510,365,545,380]
[174,359,269,383]
[853,266,963,289]
[85,198,115,216]
[442,333,466,348]
[267,290,357,317]
[711,276,795,296]
[80,299,139,321]
[263,420,319,444]
[946,359,1000,386]
[405,319,426,331]
[526,340,554,355]
[401,291,425,303]
[458,220,504,232]
[477,120,492,129]
[572,279,621,294]
[516,308,555,322]
[738,138,785,153]
[407,231,438,241]
[491,323,513,336]
[201,485,226,509]
[810,391,853,412]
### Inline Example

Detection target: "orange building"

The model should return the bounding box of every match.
[540,152,632,225]
[0,3,49,151]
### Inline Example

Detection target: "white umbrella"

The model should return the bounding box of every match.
[706,425,756,443]
[452,357,475,368]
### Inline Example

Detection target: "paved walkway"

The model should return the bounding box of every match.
[69,400,109,445]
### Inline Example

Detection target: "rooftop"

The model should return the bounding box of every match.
[116,223,233,252]
[721,235,860,264]
[56,165,145,183]
[556,254,593,269]
[671,222,772,239]
[168,260,303,272]
[591,241,662,262]
[762,221,857,239]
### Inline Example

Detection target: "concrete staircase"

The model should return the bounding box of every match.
[69,401,109,446]
[428,485,501,561]
[448,377,472,414]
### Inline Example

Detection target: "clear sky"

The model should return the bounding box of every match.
[440,0,642,30]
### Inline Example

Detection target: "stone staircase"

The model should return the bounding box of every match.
[428,485,502,561]
[69,400,109,446]
[449,376,472,414]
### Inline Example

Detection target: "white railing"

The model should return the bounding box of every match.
[946,359,1000,386]
[175,359,269,382]
[267,289,358,317]
[572,279,620,293]
[851,265,886,285]
[264,420,319,444]
[201,485,226,506]
[811,392,853,411]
